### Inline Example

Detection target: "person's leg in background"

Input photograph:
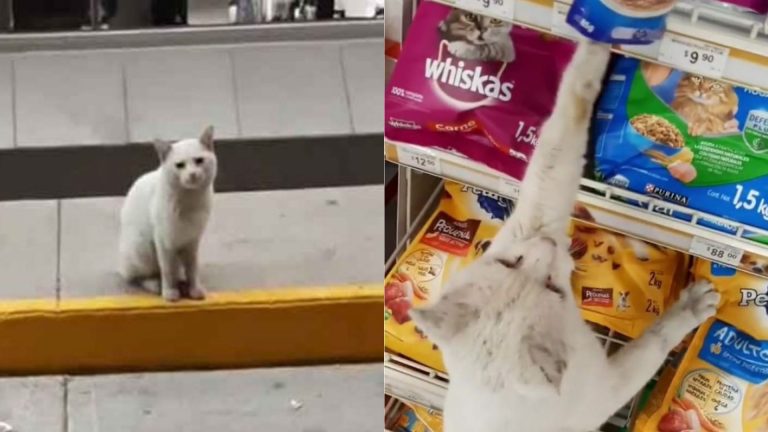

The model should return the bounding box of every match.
[99,0,118,28]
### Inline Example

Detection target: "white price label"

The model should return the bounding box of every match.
[396,146,441,175]
[498,178,521,199]
[550,3,579,39]
[456,0,514,22]
[657,34,729,78]
[689,236,743,266]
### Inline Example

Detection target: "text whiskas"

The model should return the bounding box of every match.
[425,57,514,101]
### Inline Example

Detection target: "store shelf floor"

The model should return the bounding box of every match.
[0,363,382,432]
[0,184,383,300]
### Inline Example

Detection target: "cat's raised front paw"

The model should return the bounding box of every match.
[676,280,720,324]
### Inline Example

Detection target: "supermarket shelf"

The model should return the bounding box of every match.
[431,0,768,91]
[384,353,448,412]
[385,139,768,279]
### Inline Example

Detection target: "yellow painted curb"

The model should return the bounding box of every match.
[0,285,383,376]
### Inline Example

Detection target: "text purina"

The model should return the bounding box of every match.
[424,58,514,102]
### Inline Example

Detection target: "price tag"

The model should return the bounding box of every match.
[456,0,514,22]
[657,33,729,78]
[396,145,441,175]
[498,177,521,199]
[550,2,580,39]
[689,236,743,267]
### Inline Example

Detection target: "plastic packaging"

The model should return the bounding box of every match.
[566,0,677,44]
[385,0,575,180]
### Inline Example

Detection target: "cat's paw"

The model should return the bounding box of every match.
[447,41,473,59]
[188,284,207,300]
[162,287,181,302]
[674,280,720,325]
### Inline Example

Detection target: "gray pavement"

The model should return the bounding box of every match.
[0,184,382,300]
[4,39,381,148]
[0,363,382,432]
[0,377,64,432]
[0,200,58,299]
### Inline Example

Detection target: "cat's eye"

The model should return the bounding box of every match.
[691,76,701,83]
[194,157,204,165]
[465,13,477,20]
[489,18,502,24]
[175,162,185,169]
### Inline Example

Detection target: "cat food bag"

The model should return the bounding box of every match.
[385,1,575,180]
[384,181,512,371]
[393,402,444,432]
[704,0,768,14]
[568,215,687,338]
[566,0,676,44]
[593,57,768,240]
[634,259,768,432]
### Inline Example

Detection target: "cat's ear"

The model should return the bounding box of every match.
[200,125,214,151]
[410,287,479,344]
[154,139,173,162]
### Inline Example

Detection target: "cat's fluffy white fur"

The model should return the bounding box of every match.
[410,42,720,432]
[119,126,217,302]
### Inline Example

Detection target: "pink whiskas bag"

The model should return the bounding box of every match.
[385,1,576,180]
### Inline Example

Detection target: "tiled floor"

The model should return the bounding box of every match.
[0,364,382,432]
[124,47,240,142]
[0,200,58,299]
[15,51,127,147]
[0,185,382,300]
[1,38,381,148]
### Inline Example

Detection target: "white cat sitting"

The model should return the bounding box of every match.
[410,41,720,432]
[119,126,217,302]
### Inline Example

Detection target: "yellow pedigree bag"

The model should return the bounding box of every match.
[568,220,687,338]
[634,259,768,432]
[384,181,511,371]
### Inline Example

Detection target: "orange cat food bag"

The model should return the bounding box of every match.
[568,218,687,338]
[385,181,512,371]
[634,259,768,432]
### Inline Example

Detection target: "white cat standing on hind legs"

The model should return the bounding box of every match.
[119,126,218,302]
[409,41,720,432]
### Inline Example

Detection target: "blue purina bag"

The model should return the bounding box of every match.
[566,0,676,44]
[593,57,768,243]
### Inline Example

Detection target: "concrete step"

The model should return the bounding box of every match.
[0,37,381,149]
[0,185,383,375]
[0,363,382,432]
[0,185,382,300]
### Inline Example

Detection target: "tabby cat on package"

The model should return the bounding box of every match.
[671,74,739,136]
[438,10,515,63]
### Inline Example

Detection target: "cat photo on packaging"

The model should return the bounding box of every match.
[119,126,218,302]
[438,9,515,63]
